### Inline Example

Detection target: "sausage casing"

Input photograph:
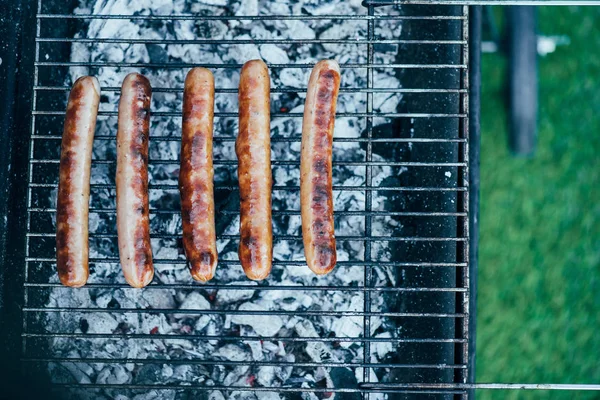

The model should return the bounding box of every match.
[180,68,218,282]
[300,60,341,275]
[236,60,273,280]
[56,76,100,287]
[116,73,154,288]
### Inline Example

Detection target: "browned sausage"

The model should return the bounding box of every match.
[180,68,218,282]
[236,60,273,280]
[300,60,341,275]
[116,73,154,288]
[56,76,100,287]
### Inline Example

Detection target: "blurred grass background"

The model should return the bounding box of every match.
[476,5,600,399]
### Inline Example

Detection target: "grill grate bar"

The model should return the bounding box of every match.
[37,13,467,20]
[22,332,467,343]
[30,135,468,143]
[34,86,469,94]
[362,4,376,393]
[27,183,469,191]
[24,307,467,318]
[26,233,467,241]
[29,159,467,167]
[36,37,467,45]
[32,110,468,118]
[45,383,468,395]
[36,62,467,69]
[23,283,467,292]
[22,358,467,369]
[28,208,467,217]
[24,260,467,267]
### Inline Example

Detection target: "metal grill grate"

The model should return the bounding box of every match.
[20,1,470,398]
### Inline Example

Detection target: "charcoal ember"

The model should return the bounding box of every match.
[178,291,211,310]
[61,362,93,384]
[259,44,289,64]
[231,303,284,336]
[208,391,226,400]
[194,0,228,6]
[133,390,176,400]
[234,0,259,19]
[216,281,257,304]
[96,365,132,384]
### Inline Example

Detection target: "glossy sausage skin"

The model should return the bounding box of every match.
[116,73,154,288]
[56,76,100,287]
[180,68,218,282]
[300,60,340,275]
[236,60,273,280]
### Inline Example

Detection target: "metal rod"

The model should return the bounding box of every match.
[32,110,468,118]
[30,135,468,142]
[36,14,467,20]
[467,5,482,397]
[27,183,469,191]
[35,61,467,69]
[364,0,600,5]
[26,232,468,241]
[23,260,467,267]
[22,307,467,318]
[21,357,468,369]
[36,37,467,45]
[21,333,467,343]
[360,383,600,391]
[34,85,468,94]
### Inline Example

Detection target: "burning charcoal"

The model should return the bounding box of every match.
[82,312,119,334]
[223,366,251,386]
[142,289,176,309]
[62,362,93,384]
[195,0,228,6]
[257,366,276,386]
[373,332,393,361]
[234,0,259,19]
[194,315,212,332]
[260,44,290,64]
[208,391,226,400]
[218,344,251,362]
[301,0,339,15]
[146,44,169,63]
[276,354,295,382]
[216,281,257,304]
[231,302,284,337]
[134,364,162,385]
[96,365,132,384]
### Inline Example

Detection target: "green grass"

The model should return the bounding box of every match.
[476,6,600,400]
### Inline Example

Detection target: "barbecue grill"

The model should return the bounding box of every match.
[0,0,596,399]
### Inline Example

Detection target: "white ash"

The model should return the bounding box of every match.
[41,0,407,396]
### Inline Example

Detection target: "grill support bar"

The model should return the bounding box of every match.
[467,5,482,398]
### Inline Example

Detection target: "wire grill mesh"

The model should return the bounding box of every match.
[22,1,470,398]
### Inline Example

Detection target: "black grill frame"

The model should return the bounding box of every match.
[1,0,477,398]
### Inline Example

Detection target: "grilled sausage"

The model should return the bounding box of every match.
[56,76,100,287]
[236,60,273,280]
[180,68,218,282]
[300,60,341,275]
[116,73,154,288]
